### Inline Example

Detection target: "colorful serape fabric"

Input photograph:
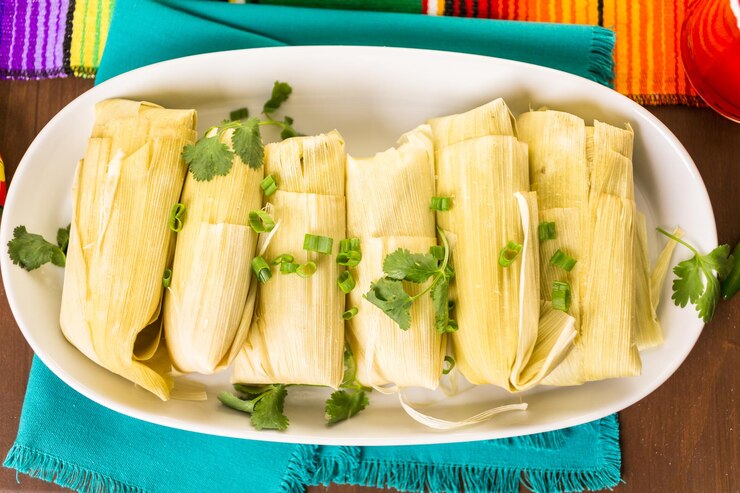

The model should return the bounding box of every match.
[0,0,702,104]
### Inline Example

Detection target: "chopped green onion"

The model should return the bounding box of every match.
[303,234,333,255]
[162,268,172,288]
[337,238,362,267]
[444,320,459,333]
[538,221,556,241]
[280,262,299,274]
[498,240,522,267]
[442,356,456,375]
[342,307,358,320]
[552,281,571,312]
[430,196,452,211]
[296,261,317,278]
[337,271,356,293]
[260,175,278,196]
[168,203,186,232]
[271,253,295,265]
[248,210,276,233]
[251,256,272,284]
[429,245,445,261]
[549,249,577,272]
[229,107,249,121]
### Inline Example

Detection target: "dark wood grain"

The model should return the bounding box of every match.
[0,79,737,493]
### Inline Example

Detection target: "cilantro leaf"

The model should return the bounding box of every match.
[658,228,732,323]
[340,345,359,389]
[383,248,439,283]
[431,277,452,333]
[325,390,369,425]
[57,224,70,253]
[8,226,66,271]
[263,81,293,114]
[364,278,412,330]
[251,384,289,431]
[231,117,264,169]
[182,136,233,181]
[218,391,256,414]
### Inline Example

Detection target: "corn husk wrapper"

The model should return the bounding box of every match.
[163,128,263,374]
[651,228,683,311]
[432,101,576,391]
[346,124,444,390]
[60,99,196,400]
[233,132,346,388]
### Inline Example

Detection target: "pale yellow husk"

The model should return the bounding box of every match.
[346,124,445,390]
[60,99,196,400]
[431,100,575,391]
[232,131,346,388]
[163,128,263,374]
[634,212,662,350]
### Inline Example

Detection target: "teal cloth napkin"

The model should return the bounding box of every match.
[6,360,621,493]
[95,0,615,85]
[5,2,623,492]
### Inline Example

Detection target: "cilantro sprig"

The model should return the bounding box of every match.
[325,346,370,425]
[364,227,456,333]
[218,384,289,431]
[657,228,733,323]
[8,224,70,271]
[182,81,300,182]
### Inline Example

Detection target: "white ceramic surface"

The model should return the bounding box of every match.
[0,47,714,445]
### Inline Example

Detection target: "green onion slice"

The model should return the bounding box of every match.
[442,356,456,375]
[430,196,452,211]
[429,245,445,261]
[342,307,358,320]
[303,234,333,255]
[260,175,278,196]
[549,249,577,272]
[251,256,272,284]
[296,261,317,278]
[162,268,173,288]
[168,203,186,232]
[337,238,362,267]
[271,253,295,265]
[248,210,276,233]
[229,107,249,121]
[280,262,299,274]
[538,221,556,241]
[337,271,356,293]
[498,240,523,267]
[552,281,572,312]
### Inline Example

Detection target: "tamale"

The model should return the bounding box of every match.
[163,128,263,374]
[432,100,575,391]
[346,124,444,390]
[60,99,196,400]
[233,131,346,388]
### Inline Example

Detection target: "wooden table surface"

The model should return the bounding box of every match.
[0,79,737,493]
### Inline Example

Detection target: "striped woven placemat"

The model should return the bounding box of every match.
[0,0,700,105]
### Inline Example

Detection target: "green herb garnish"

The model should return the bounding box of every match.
[364,227,455,333]
[549,249,577,272]
[271,253,294,265]
[251,256,272,284]
[342,307,358,320]
[8,224,70,271]
[538,221,556,241]
[182,82,299,181]
[248,210,276,233]
[498,240,522,267]
[260,175,278,196]
[325,390,369,425]
[162,268,172,288]
[280,262,299,274]
[430,196,452,211]
[442,355,456,375]
[337,238,362,267]
[552,281,572,312]
[303,234,333,255]
[296,261,317,278]
[337,270,356,293]
[657,228,733,323]
[168,203,186,232]
[218,384,289,431]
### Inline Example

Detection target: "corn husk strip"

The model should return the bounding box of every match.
[163,128,263,374]
[580,194,641,380]
[60,99,195,400]
[435,135,530,387]
[634,212,663,350]
[509,192,577,391]
[537,208,582,326]
[346,125,444,389]
[651,227,684,311]
[233,132,346,387]
[428,98,516,149]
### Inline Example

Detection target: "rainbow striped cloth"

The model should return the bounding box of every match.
[0,0,700,104]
